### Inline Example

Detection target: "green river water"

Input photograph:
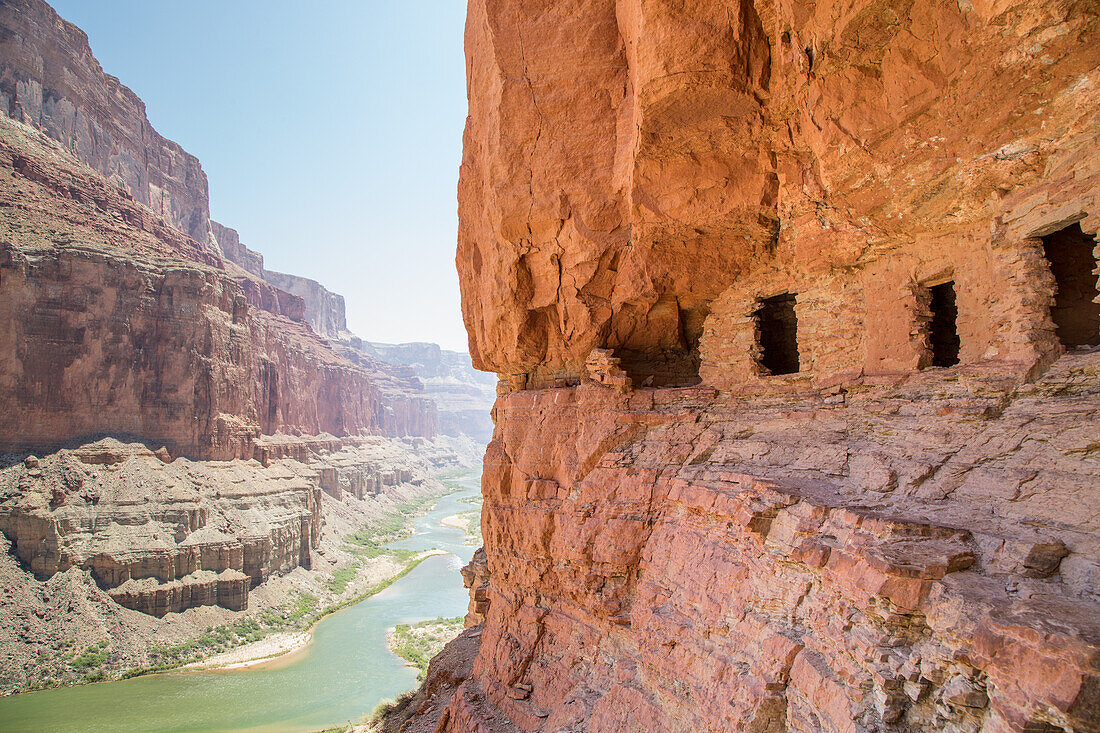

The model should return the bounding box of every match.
[0,474,482,733]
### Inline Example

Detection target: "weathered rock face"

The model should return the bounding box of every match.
[0,0,439,458]
[0,439,322,617]
[211,221,265,278]
[263,268,351,341]
[0,111,436,458]
[0,434,461,618]
[1,234,256,460]
[460,547,490,628]
[0,0,217,249]
[458,0,1099,389]
[444,360,1099,733]
[408,1,1100,732]
[213,221,353,341]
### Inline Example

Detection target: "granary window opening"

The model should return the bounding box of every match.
[756,293,799,375]
[1041,224,1100,348]
[927,281,961,368]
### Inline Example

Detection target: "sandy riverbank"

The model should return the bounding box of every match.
[441,510,481,546]
[182,632,313,671]
[181,549,450,673]
[439,514,466,530]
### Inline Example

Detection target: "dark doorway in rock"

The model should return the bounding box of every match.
[756,293,799,375]
[928,281,961,367]
[1041,224,1100,347]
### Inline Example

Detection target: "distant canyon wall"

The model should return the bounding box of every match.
[212,220,353,341]
[0,0,438,459]
[363,342,498,442]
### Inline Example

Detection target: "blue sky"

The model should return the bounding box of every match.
[51,1,471,351]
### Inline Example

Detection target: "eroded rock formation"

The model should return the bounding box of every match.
[0,434,458,618]
[0,2,437,457]
[0,0,217,248]
[0,0,458,628]
[0,438,320,617]
[398,1,1100,732]
[213,220,354,341]
[364,342,499,442]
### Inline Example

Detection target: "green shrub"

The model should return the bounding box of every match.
[389,617,464,681]
[70,641,110,670]
[327,563,360,594]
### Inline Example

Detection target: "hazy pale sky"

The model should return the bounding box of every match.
[51,1,471,351]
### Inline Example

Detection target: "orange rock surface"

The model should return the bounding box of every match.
[397,1,1100,731]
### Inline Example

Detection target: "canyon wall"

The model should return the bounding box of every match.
[0,0,216,249]
[0,0,439,459]
[0,435,460,618]
[365,342,498,442]
[399,1,1100,732]
[263,267,351,341]
[213,220,353,341]
[0,119,437,457]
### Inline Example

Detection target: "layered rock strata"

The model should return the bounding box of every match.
[0,434,456,617]
[399,1,1100,732]
[212,220,354,341]
[364,342,499,442]
[0,0,217,248]
[436,359,1100,733]
[0,112,435,459]
[0,0,439,459]
[0,439,321,616]
[108,570,251,617]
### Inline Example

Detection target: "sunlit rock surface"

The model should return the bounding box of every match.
[0,0,459,629]
[395,1,1100,731]
[0,435,460,617]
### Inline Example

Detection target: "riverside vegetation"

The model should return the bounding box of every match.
[18,478,466,691]
[0,470,483,733]
[384,489,483,683]
[389,617,466,682]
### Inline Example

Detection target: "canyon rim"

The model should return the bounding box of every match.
[0,0,1098,732]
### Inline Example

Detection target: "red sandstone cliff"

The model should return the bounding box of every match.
[0,0,216,248]
[394,2,1100,732]
[0,114,436,457]
[0,0,438,458]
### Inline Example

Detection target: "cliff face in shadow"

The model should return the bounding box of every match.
[393,1,1100,732]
